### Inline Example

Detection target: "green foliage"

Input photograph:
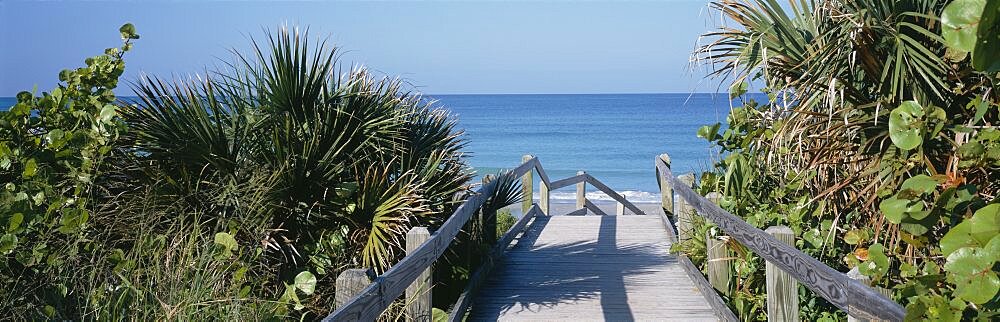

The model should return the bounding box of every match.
[695,0,1000,319]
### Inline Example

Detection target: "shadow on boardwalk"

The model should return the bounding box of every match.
[469,215,683,320]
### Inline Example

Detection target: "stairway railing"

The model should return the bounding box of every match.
[325,154,655,321]
[655,153,905,321]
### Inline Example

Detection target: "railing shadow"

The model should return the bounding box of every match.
[468,215,673,320]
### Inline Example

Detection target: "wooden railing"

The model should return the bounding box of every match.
[654,153,906,321]
[324,154,653,321]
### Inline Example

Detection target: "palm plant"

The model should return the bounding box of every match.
[120,27,473,312]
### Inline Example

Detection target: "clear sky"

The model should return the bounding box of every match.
[0,0,727,96]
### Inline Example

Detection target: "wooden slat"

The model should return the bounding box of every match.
[564,208,588,216]
[470,216,728,321]
[584,199,610,216]
[548,174,586,190]
[532,158,551,186]
[449,205,542,322]
[656,211,737,322]
[509,156,537,179]
[655,159,905,321]
[585,174,647,216]
[323,181,498,321]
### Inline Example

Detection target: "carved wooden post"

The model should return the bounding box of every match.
[521,155,533,215]
[335,268,372,308]
[576,170,587,212]
[676,173,696,242]
[405,227,432,321]
[766,226,799,322]
[616,196,626,216]
[657,154,674,216]
[481,175,497,244]
[705,192,731,295]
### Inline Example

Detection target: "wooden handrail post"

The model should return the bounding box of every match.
[616,196,626,216]
[481,175,498,244]
[576,170,587,212]
[336,268,372,309]
[521,155,533,215]
[657,154,674,216]
[765,226,799,322]
[405,227,432,321]
[705,192,731,295]
[540,179,550,215]
[676,173,696,242]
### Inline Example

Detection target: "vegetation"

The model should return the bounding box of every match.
[0,24,514,319]
[687,0,999,320]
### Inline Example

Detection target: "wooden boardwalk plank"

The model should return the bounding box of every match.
[469,215,723,321]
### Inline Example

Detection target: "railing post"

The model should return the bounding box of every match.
[405,227,432,321]
[676,173,696,242]
[540,178,550,216]
[846,267,893,322]
[704,192,731,295]
[616,196,626,216]
[481,175,497,244]
[335,268,372,309]
[765,226,799,322]
[576,170,586,212]
[657,154,674,216]
[521,155,533,215]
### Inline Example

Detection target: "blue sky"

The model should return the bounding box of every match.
[1,0,727,96]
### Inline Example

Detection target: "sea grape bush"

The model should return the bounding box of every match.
[689,0,999,320]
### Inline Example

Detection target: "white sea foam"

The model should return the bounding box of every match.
[533,190,660,204]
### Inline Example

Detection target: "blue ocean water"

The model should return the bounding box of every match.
[1,93,754,203]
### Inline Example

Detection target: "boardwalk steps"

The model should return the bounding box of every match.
[470,215,719,321]
[325,153,904,322]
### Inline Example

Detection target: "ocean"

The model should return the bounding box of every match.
[1,93,751,203]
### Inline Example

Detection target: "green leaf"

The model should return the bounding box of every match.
[888,101,924,150]
[880,196,923,224]
[729,81,748,99]
[0,234,17,254]
[972,0,1000,71]
[22,159,37,178]
[958,141,986,160]
[294,271,317,295]
[8,213,23,232]
[99,104,116,122]
[432,308,449,322]
[844,229,867,245]
[941,0,986,52]
[901,175,938,194]
[944,247,999,304]
[940,204,1000,256]
[213,232,238,259]
[859,244,890,279]
[119,23,140,40]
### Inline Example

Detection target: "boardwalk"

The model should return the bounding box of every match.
[469,214,721,321]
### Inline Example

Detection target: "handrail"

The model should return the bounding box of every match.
[327,155,664,320]
[654,155,905,321]
[323,179,499,321]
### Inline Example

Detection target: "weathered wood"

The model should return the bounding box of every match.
[548,173,586,190]
[676,173,696,243]
[616,199,625,216]
[655,159,904,321]
[585,174,648,216]
[564,208,588,216]
[470,216,733,321]
[585,199,610,216]
[531,158,551,186]
[521,155,534,214]
[846,267,894,322]
[656,212,737,321]
[405,227,432,321]
[766,226,799,322]
[539,179,550,215]
[336,269,372,309]
[324,181,498,321]
[657,154,674,216]
[576,170,587,211]
[704,192,731,295]
[449,205,542,322]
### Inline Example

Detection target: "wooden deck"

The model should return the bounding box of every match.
[469,214,722,321]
